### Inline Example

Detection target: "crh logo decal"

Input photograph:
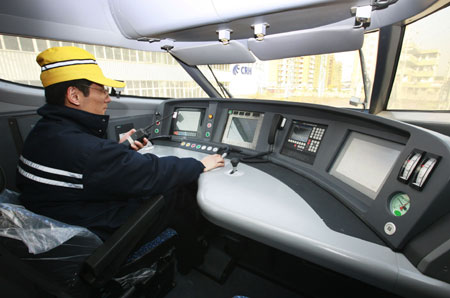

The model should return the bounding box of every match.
[232,65,252,75]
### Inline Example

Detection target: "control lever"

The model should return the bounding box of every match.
[217,145,230,158]
[230,158,240,174]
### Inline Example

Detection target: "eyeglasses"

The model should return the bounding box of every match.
[80,84,110,96]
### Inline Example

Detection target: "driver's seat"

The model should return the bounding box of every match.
[0,165,178,298]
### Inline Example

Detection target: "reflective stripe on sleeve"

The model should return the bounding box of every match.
[20,155,83,179]
[18,166,84,189]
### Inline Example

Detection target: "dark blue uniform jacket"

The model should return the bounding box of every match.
[16,104,204,239]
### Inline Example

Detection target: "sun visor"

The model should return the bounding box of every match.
[171,41,255,65]
[248,24,364,61]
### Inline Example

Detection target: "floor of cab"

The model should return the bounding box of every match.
[166,266,304,298]
[162,226,401,298]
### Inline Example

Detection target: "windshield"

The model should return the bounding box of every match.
[388,7,450,111]
[0,35,210,98]
[199,32,379,108]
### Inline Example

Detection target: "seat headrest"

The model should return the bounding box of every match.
[0,167,5,193]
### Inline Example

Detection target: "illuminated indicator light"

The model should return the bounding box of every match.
[186,143,191,147]
[174,131,178,135]
[205,132,211,137]
[156,121,160,126]
[154,128,159,134]
[207,123,212,128]
[196,145,201,149]
[228,110,233,114]
[208,114,213,119]
[181,142,186,146]
[191,144,196,148]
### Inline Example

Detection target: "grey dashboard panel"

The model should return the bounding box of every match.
[141,144,450,298]
[141,98,450,295]
[154,99,450,248]
[379,111,450,137]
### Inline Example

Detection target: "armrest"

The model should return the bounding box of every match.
[81,194,165,287]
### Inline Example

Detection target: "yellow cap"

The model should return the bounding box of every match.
[36,46,126,88]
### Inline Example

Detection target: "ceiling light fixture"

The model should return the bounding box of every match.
[217,29,233,45]
[252,23,269,41]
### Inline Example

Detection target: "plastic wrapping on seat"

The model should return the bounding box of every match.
[0,188,21,204]
[114,264,157,290]
[0,189,102,254]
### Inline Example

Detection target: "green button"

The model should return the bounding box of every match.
[205,132,211,137]
[154,128,159,134]
[196,145,201,149]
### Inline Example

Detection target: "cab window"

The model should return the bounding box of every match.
[388,7,450,111]
[199,32,379,109]
[0,35,209,98]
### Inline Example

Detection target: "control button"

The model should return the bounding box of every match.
[212,147,219,152]
[181,142,186,146]
[191,144,196,148]
[186,143,191,147]
[205,132,211,137]
[154,128,159,134]
[201,145,207,150]
[384,222,396,235]
[208,114,214,119]
[207,123,212,128]
[196,145,201,149]
[156,121,160,126]
[207,146,212,151]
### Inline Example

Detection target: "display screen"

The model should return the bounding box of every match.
[171,108,204,137]
[290,125,313,143]
[329,132,403,199]
[227,117,258,143]
[221,110,264,149]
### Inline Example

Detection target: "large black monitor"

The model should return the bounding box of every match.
[329,132,403,199]
[221,110,264,150]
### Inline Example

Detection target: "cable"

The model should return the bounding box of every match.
[127,112,174,145]
[238,151,271,163]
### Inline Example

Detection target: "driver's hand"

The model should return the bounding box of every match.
[119,129,148,151]
[201,154,225,172]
